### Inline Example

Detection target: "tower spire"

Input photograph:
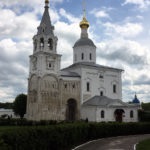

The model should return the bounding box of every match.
[37,0,53,35]
[83,0,86,18]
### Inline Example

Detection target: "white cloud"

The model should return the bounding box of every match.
[123,0,150,9]
[104,22,143,38]
[59,8,80,23]
[96,37,150,102]
[90,9,110,18]
[55,21,80,68]
[0,8,39,40]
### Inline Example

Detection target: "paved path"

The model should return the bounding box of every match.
[74,134,150,150]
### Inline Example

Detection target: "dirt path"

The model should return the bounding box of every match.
[73,134,150,150]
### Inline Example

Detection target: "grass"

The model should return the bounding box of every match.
[136,138,150,150]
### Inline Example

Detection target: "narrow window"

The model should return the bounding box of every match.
[90,53,92,60]
[64,84,67,89]
[87,82,90,92]
[72,84,75,89]
[130,110,134,118]
[100,91,103,96]
[101,110,104,118]
[48,63,51,68]
[113,84,116,93]
[81,53,84,60]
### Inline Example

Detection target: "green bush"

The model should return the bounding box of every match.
[0,122,150,150]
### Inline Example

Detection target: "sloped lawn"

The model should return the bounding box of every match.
[136,138,150,150]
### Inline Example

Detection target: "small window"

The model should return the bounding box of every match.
[87,82,90,92]
[64,84,67,89]
[90,53,92,60]
[130,110,134,118]
[101,110,104,118]
[99,74,103,79]
[100,91,103,96]
[113,84,116,93]
[72,84,75,88]
[47,62,52,69]
[81,53,84,60]
[48,63,51,68]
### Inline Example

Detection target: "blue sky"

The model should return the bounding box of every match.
[0,0,150,103]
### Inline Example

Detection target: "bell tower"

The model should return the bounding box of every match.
[27,0,61,120]
[30,0,61,77]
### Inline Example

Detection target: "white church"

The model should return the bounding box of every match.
[26,0,140,122]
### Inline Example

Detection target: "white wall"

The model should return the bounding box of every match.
[73,45,96,64]
[81,106,139,122]
[80,67,122,103]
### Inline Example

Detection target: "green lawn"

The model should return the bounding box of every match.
[136,138,150,150]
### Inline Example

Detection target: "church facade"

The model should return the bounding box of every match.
[26,0,140,122]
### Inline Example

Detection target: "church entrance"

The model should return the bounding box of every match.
[114,109,125,122]
[66,99,77,121]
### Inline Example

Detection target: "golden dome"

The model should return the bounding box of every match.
[80,17,89,28]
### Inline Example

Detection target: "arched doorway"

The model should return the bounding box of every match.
[66,99,77,121]
[114,109,125,122]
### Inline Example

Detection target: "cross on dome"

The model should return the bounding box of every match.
[80,0,89,29]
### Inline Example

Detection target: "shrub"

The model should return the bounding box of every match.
[0,122,150,150]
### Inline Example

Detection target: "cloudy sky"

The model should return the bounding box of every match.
[0,0,150,103]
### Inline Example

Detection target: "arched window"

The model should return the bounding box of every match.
[100,91,103,96]
[48,38,53,50]
[101,110,105,118]
[130,110,134,118]
[40,38,44,47]
[90,53,92,60]
[81,53,84,60]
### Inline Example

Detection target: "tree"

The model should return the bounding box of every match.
[141,102,150,111]
[13,94,27,118]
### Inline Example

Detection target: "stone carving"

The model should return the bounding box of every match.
[32,57,37,70]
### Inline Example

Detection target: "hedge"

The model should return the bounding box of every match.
[0,122,150,150]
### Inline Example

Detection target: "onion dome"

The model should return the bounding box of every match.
[80,17,89,28]
[132,94,140,104]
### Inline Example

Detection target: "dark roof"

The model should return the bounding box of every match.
[62,62,123,72]
[82,96,128,107]
[60,71,80,77]
[74,38,96,48]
